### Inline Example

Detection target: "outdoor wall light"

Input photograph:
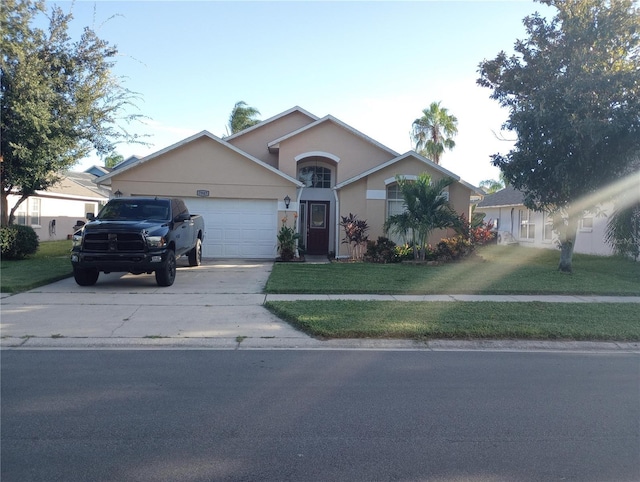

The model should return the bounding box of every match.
[114,189,123,198]
[284,195,291,209]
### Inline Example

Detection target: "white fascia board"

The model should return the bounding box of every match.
[33,190,109,202]
[478,203,525,209]
[225,106,319,141]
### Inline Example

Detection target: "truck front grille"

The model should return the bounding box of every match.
[84,232,145,252]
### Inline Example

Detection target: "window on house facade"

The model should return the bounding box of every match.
[298,166,331,188]
[15,198,41,226]
[543,213,554,242]
[519,209,535,240]
[386,183,406,244]
[581,216,594,230]
[84,203,96,218]
[386,184,405,218]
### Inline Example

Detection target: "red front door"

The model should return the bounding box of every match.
[302,201,330,255]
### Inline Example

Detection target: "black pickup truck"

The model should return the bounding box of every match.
[70,197,204,287]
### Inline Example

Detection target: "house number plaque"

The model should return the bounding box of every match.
[196,190,210,197]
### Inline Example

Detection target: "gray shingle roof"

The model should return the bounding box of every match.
[476,185,524,208]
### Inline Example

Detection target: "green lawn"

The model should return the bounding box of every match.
[265,300,640,341]
[1,240,73,293]
[266,245,640,296]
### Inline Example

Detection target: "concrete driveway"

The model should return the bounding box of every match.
[1,259,317,349]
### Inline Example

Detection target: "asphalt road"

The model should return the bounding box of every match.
[2,350,638,482]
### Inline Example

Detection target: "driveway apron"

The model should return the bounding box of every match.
[0,259,314,348]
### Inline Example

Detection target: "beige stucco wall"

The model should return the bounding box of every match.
[109,136,298,201]
[226,110,316,168]
[277,121,396,183]
[336,158,473,257]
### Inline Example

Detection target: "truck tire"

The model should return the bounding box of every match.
[155,249,176,286]
[188,238,202,267]
[73,267,99,286]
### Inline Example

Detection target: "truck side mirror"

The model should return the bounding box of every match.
[86,213,95,221]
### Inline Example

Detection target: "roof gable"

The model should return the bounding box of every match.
[225,106,319,141]
[267,115,400,157]
[334,151,461,190]
[96,130,303,187]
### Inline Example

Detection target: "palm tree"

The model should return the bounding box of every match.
[227,101,261,135]
[479,179,504,193]
[411,102,458,164]
[384,173,462,261]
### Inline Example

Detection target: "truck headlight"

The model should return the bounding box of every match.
[72,233,83,248]
[146,236,166,248]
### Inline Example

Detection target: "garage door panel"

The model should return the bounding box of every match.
[184,198,278,259]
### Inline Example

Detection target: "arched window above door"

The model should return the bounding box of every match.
[298,165,332,188]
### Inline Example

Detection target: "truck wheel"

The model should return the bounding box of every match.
[155,249,176,286]
[73,267,99,286]
[188,238,202,267]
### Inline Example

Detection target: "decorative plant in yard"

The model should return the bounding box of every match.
[340,213,369,260]
[456,214,496,246]
[277,214,300,261]
[365,237,399,263]
[384,173,463,262]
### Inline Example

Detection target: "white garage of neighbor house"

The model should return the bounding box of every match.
[95,106,480,259]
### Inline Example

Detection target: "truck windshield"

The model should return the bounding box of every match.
[97,199,171,221]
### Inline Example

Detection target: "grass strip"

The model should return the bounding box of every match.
[1,240,73,293]
[265,300,640,341]
[265,246,640,296]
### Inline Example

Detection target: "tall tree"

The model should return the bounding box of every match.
[384,173,462,261]
[227,101,261,135]
[479,179,505,194]
[104,153,124,169]
[477,0,640,272]
[411,102,458,164]
[1,0,145,226]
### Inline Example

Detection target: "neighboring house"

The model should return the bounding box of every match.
[476,185,614,256]
[95,106,481,259]
[7,171,111,241]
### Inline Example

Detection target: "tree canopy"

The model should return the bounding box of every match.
[477,0,640,271]
[1,0,145,226]
[227,101,261,135]
[411,102,458,164]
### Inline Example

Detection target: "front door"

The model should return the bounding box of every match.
[301,201,330,255]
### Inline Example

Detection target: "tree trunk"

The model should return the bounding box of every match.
[1,190,9,227]
[557,214,578,273]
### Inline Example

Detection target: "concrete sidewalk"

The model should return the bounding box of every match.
[1,259,639,351]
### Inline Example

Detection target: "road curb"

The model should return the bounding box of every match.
[2,336,638,352]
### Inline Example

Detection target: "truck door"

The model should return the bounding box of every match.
[171,199,189,255]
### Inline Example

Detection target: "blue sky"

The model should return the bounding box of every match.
[50,0,555,185]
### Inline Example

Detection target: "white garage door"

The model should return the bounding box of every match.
[184,198,278,259]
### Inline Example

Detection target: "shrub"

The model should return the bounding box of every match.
[435,235,472,261]
[394,243,415,261]
[365,237,399,263]
[1,224,39,260]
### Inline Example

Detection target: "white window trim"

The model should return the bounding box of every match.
[366,190,386,200]
[579,216,594,232]
[519,209,536,242]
